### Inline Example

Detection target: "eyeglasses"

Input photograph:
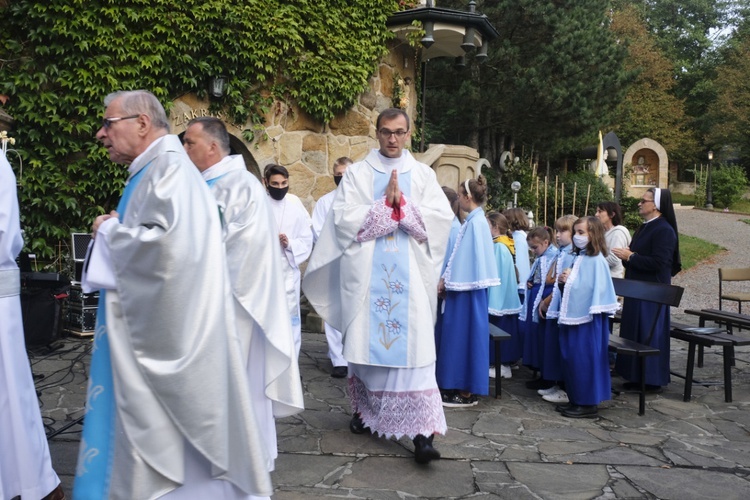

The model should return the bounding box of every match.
[102,115,140,129]
[639,198,654,204]
[378,128,408,139]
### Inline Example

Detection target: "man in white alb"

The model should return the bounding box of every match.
[303,108,454,464]
[311,156,352,378]
[263,164,313,359]
[183,116,304,476]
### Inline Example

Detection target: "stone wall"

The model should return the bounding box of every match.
[170,40,419,212]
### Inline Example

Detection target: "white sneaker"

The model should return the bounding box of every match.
[537,385,559,396]
[489,366,496,378]
[542,389,569,404]
[500,364,512,379]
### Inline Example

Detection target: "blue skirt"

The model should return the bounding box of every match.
[521,283,552,371]
[559,314,611,406]
[436,289,489,395]
[540,318,563,381]
[489,313,521,364]
[614,298,671,386]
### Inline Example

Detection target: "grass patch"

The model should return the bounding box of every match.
[729,199,750,214]
[679,233,724,271]
[671,192,696,206]
[741,219,750,225]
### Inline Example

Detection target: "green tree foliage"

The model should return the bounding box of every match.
[424,0,630,166]
[0,0,398,259]
[706,17,750,169]
[711,164,749,208]
[608,4,700,163]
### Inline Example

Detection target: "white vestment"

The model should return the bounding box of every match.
[201,155,304,471]
[0,151,60,500]
[303,149,454,438]
[267,193,313,357]
[77,136,271,499]
[312,189,346,367]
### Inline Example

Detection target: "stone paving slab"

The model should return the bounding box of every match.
[32,326,750,499]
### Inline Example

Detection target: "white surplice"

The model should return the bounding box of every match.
[267,193,313,357]
[0,151,60,500]
[303,149,454,438]
[312,188,346,368]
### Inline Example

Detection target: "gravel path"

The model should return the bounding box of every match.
[672,208,750,312]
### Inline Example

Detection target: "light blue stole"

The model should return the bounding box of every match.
[367,168,411,366]
[74,164,151,499]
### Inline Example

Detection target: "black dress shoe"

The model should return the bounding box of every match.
[561,405,599,418]
[331,366,348,378]
[350,413,367,434]
[413,434,441,464]
[555,403,573,413]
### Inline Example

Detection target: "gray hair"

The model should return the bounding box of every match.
[187,116,230,156]
[104,90,170,132]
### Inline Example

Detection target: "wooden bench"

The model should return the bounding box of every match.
[670,322,737,402]
[610,278,684,415]
[685,308,750,366]
[489,323,512,398]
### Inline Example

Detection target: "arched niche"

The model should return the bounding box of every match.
[622,138,668,197]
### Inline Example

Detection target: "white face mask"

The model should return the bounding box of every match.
[573,234,589,250]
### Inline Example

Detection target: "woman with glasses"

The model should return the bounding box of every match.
[611,188,681,391]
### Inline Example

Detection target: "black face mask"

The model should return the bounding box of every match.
[334,175,343,186]
[267,185,289,201]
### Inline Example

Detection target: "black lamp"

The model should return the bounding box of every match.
[705,150,714,209]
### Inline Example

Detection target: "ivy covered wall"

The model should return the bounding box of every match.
[0,0,400,260]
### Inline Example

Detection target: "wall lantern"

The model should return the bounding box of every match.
[208,76,226,99]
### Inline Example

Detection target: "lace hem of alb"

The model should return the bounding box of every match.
[348,376,447,440]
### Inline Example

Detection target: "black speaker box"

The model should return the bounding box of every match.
[20,273,70,347]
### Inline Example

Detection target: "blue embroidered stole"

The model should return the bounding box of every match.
[367,168,411,366]
[74,164,151,499]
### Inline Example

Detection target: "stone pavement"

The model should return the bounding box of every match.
[31,208,750,499]
[35,318,750,500]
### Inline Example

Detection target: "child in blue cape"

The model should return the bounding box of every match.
[552,216,618,418]
[486,212,522,380]
[436,176,500,407]
[520,226,558,390]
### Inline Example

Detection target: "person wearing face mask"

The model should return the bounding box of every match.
[264,164,313,359]
[611,188,681,391]
[520,226,558,390]
[311,157,353,378]
[550,216,618,418]
[537,214,579,406]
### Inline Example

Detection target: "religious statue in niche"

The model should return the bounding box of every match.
[633,155,656,186]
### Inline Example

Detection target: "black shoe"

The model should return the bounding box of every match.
[561,405,599,418]
[555,403,573,413]
[331,366,348,378]
[622,382,662,393]
[441,392,477,408]
[350,413,367,434]
[413,434,441,464]
[526,378,555,390]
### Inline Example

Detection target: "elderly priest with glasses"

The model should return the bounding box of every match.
[75,90,272,499]
[303,108,454,464]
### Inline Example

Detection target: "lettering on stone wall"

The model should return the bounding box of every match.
[171,108,242,132]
